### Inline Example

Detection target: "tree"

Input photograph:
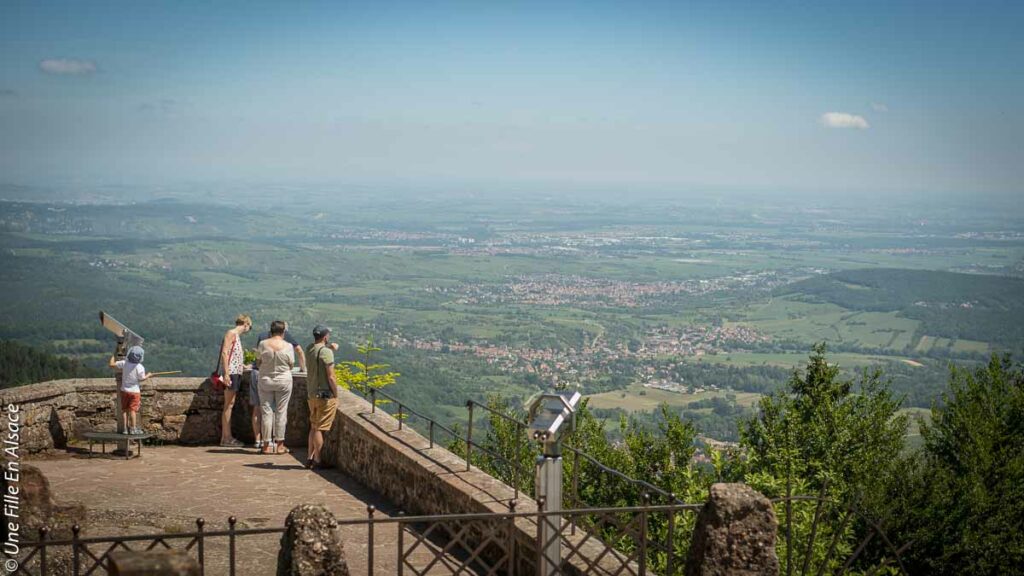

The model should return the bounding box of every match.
[739,343,908,573]
[890,354,1024,575]
[335,337,400,406]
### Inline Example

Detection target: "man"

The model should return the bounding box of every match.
[250,322,306,449]
[305,324,339,469]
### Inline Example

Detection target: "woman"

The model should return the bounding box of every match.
[255,320,295,455]
[220,314,252,447]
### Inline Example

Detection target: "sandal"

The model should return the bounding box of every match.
[276,445,290,455]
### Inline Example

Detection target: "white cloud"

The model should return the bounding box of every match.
[820,112,870,129]
[871,102,889,113]
[38,58,97,75]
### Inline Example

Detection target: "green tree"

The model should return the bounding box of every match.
[739,343,908,573]
[335,337,400,405]
[890,354,1024,575]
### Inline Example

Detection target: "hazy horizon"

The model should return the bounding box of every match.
[2,1,1022,201]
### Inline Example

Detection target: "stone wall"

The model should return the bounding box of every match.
[0,372,310,453]
[320,389,631,574]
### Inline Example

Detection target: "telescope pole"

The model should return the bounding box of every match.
[536,454,562,576]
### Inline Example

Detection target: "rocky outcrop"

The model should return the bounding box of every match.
[277,504,350,576]
[0,463,86,540]
[685,483,780,576]
[0,464,87,575]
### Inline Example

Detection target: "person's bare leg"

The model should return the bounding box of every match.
[130,410,138,432]
[251,410,261,447]
[221,389,237,443]
[311,429,324,463]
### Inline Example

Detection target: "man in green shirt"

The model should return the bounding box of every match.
[305,325,339,469]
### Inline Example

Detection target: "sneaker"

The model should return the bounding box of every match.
[122,429,131,435]
[219,438,244,447]
[255,440,263,450]
[133,428,144,435]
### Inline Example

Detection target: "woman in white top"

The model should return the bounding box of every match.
[255,320,295,455]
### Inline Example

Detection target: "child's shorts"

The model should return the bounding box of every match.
[120,391,141,412]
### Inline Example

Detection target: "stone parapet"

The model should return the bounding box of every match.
[0,373,310,453]
[321,389,632,574]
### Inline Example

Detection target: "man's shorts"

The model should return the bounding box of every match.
[120,391,141,412]
[248,370,260,406]
[308,397,338,431]
[227,373,243,392]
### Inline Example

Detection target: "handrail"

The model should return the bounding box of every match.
[563,445,682,505]
[360,386,682,509]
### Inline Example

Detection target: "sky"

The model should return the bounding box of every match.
[0,0,1022,199]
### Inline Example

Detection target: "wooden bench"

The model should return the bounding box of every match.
[84,431,153,460]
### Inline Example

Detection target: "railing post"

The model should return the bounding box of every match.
[535,496,546,576]
[396,511,405,576]
[639,493,649,575]
[507,500,518,575]
[71,524,80,576]
[513,422,521,500]
[429,421,434,449]
[465,401,474,471]
[398,403,403,430]
[38,526,49,575]
[666,494,676,576]
[366,505,375,576]
[228,516,237,576]
[196,518,205,576]
[785,467,793,576]
[571,447,580,535]
[370,388,376,413]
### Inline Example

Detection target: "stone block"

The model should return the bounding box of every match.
[685,483,779,576]
[277,504,350,576]
[108,551,200,576]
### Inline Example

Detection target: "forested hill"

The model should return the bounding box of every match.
[779,268,1024,348]
[0,340,103,389]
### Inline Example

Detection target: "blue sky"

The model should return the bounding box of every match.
[1,0,1021,198]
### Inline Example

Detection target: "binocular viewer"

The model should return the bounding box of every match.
[527,390,582,456]
[99,311,144,359]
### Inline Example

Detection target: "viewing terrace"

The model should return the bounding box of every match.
[0,373,814,575]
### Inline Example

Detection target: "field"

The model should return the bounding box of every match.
[587,382,762,412]
[1,194,1022,440]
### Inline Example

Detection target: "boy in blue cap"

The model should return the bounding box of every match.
[108,346,152,435]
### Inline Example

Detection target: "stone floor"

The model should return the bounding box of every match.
[30,445,466,575]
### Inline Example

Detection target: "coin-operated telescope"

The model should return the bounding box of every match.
[99,312,144,450]
[527,390,582,576]
[99,311,144,360]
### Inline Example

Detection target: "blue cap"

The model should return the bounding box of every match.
[126,346,144,364]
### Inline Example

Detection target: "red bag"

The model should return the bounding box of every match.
[210,333,236,392]
[210,371,226,392]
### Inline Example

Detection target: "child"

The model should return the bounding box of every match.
[108,346,151,435]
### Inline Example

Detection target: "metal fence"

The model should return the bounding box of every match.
[14,495,907,576]
[14,500,702,576]
[364,387,676,509]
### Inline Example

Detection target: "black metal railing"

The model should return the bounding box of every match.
[364,386,684,508]
[14,495,907,576]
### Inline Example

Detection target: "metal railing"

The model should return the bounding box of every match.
[14,500,702,576]
[14,495,907,576]
[360,386,685,509]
